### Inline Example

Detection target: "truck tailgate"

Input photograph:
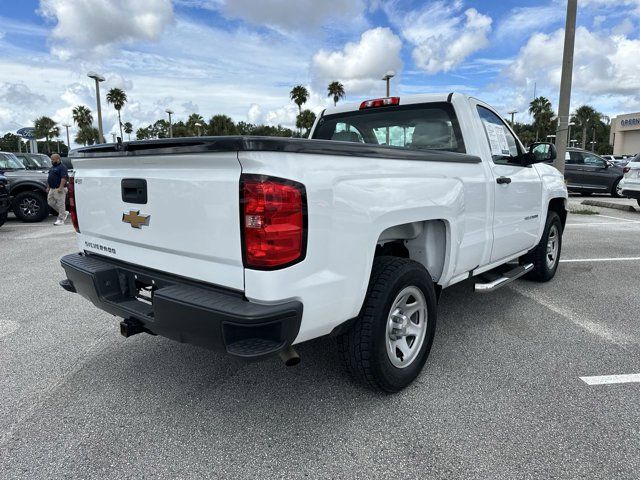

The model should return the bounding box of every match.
[73,152,244,291]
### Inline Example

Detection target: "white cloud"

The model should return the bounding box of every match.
[202,0,366,32]
[503,26,640,117]
[247,103,262,124]
[311,27,403,95]
[495,4,563,40]
[38,0,174,58]
[0,82,49,131]
[385,1,492,74]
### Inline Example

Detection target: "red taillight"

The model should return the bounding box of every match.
[623,167,630,174]
[68,176,79,233]
[241,175,306,269]
[359,97,400,110]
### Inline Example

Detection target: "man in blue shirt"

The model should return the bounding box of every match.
[47,154,69,226]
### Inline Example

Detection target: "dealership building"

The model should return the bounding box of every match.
[610,113,640,156]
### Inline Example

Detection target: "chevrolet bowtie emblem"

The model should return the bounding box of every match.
[122,210,150,229]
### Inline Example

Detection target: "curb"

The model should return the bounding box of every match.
[581,200,638,212]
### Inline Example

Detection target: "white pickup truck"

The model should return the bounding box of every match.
[60,93,567,392]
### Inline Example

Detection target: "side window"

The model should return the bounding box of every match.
[583,154,605,167]
[567,152,584,165]
[476,106,520,165]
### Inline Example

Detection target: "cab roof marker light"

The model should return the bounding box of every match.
[359,97,400,110]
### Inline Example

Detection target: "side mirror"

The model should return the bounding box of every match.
[525,142,557,165]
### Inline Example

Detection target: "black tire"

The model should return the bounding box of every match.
[337,256,437,393]
[637,199,640,208]
[12,191,49,223]
[0,211,6,227]
[522,211,562,282]
[611,179,623,198]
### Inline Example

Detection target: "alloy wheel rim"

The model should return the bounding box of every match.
[546,225,559,269]
[20,198,39,217]
[385,286,428,369]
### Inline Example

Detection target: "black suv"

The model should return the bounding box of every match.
[13,152,52,171]
[563,148,625,197]
[0,151,50,222]
[0,173,9,227]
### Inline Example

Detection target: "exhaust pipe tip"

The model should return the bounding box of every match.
[279,346,300,367]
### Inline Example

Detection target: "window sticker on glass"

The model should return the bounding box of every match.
[483,121,510,156]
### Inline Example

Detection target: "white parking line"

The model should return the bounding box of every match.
[595,214,640,223]
[509,284,635,346]
[580,374,640,385]
[560,257,640,263]
[566,222,640,226]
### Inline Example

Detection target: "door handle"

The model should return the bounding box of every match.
[496,176,512,185]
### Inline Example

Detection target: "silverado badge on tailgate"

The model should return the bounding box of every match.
[122,210,150,229]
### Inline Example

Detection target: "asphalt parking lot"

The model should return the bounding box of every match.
[1,205,639,480]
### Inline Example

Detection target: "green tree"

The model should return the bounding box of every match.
[72,105,93,129]
[34,116,59,153]
[572,105,602,150]
[123,122,133,141]
[106,88,128,141]
[208,115,237,136]
[0,133,24,152]
[153,119,170,138]
[186,113,205,136]
[327,81,345,107]
[136,127,152,140]
[289,85,309,114]
[528,96,554,141]
[75,126,100,146]
[296,109,316,137]
[236,121,255,135]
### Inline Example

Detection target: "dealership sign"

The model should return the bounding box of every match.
[621,118,640,127]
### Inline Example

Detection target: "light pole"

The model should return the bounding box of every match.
[165,109,174,138]
[382,71,395,97]
[194,122,203,136]
[567,121,575,145]
[87,72,106,143]
[508,110,518,125]
[553,0,577,174]
[63,123,71,149]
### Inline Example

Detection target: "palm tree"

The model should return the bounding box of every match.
[186,113,205,136]
[106,88,128,141]
[208,115,237,136]
[72,105,93,129]
[572,105,601,150]
[75,126,99,146]
[296,109,316,137]
[528,96,554,141]
[34,116,59,153]
[123,122,133,141]
[327,81,345,107]
[289,85,309,114]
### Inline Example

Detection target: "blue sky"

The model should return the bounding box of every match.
[1,0,639,144]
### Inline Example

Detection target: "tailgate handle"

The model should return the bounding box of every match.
[121,179,147,204]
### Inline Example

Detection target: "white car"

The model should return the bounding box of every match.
[59,93,568,392]
[619,153,640,206]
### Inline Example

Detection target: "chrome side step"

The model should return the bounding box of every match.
[474,263,534,293]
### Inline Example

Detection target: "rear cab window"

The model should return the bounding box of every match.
[312,103,466,154]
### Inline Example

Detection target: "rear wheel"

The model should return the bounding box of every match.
[337,256,437,393]
[12,191,49,223]
[522,211,562,282]
[0,211,6,227]
[612,179,623,198]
